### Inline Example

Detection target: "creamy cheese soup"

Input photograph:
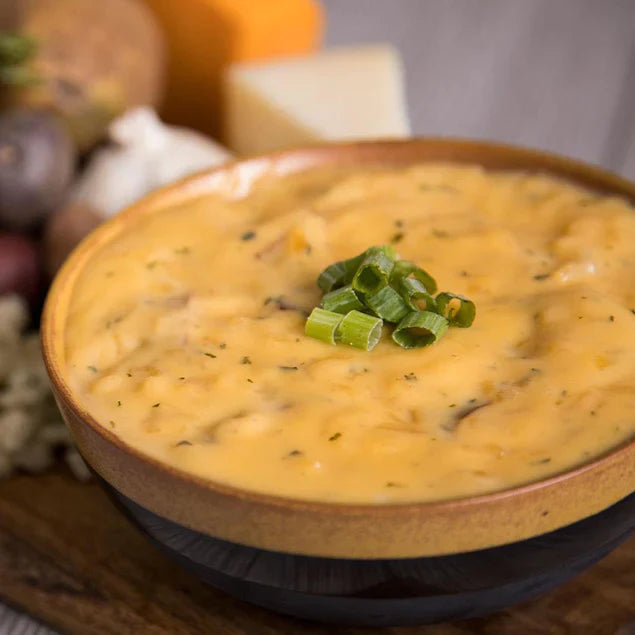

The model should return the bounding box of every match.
[64,164,635,503]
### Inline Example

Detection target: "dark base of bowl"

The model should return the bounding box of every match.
[102,480,635,627]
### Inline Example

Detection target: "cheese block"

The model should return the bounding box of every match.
[142,0,323,137]
[224,45,411,155]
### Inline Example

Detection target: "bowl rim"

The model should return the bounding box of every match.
[41,137,635,558]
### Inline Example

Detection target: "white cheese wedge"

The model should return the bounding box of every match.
[224,44,410,155]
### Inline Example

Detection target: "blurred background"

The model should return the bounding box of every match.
[324,0,635,178]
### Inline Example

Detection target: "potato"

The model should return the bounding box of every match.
[43,201,102,276]
[0,233,40,302]
[1,0,165,151]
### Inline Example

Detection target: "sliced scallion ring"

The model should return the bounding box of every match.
[305,308,344,345]
[309,245,474,352]
[377,244,398,259]
[396,277,437,312]
[392,311,449,348]
[436,292,476,327]
[363,285,410,322]
[317,251,366,293]
[352,246,396,295]
[337,310,383,351]
[390,260,437,294]
[321,284,364,314]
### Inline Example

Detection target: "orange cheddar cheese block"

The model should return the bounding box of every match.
[143,0,324,136]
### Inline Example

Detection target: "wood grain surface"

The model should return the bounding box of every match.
[0,466,633,635]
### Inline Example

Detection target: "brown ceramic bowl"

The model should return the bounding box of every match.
[42,139,635,626]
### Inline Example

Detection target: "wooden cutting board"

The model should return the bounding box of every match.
[0,465,633,635]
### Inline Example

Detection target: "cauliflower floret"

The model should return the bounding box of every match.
[0,294,88,479]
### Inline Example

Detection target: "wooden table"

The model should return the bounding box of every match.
[0,466,633,634]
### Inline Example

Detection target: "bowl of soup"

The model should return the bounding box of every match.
[41,139,635,626]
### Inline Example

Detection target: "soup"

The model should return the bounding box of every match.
[63,163,635,503]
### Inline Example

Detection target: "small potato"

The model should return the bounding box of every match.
[0,233,40,302]
[43,201,102,276]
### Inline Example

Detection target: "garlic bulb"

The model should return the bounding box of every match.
[71,107,232,218]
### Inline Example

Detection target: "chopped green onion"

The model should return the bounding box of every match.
[396,277,437,312]
[390,260,437,294]
[337,310,383,351]
[309,246,474,352]
[317,261,349,292]
[305,308,344,345]
[436,292,476,327]
[321,284,364,314]
[377,244,398,259]
[363,285,410,322]
[392,311,449,348]
[352,246,396,295]
[317,251,365,292]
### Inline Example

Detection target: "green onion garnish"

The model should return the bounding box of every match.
[352,246,396,295]
[337,310,383,351]
[436,292,476,327]
[396,277,437,312]
[317,252,365,292]
[363,285,410,322]
[321,284,364,314]
[306,245,474,351]
[305,308,344,345]
[390,260,437,294]
[392,311,449,348]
